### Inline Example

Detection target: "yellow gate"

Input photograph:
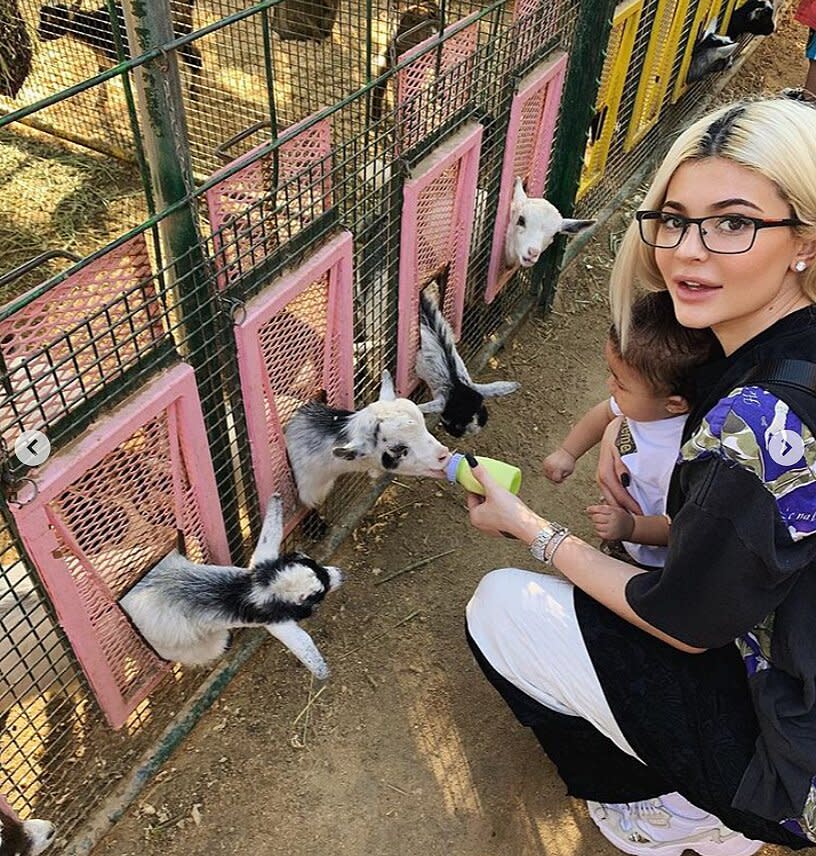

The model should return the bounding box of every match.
[624,0,691,151]
[577,0,643,200]
[671,0,736,102]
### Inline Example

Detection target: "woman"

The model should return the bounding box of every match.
[464,96,816,856]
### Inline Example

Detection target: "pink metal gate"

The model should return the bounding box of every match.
[395,123,483,396]
[233,232,354,532]
[395,11,480,154]
[485,52,567,303]
[511,0,571,70]
[10,364,230,730]
[205,115,334,291]
[0,233,166,449]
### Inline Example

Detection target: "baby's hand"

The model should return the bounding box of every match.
[543,448,576,483]
[586,503,635,541]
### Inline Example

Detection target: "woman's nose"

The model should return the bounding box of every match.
[674,222,708,258]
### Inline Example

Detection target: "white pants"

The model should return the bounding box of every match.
[466,568,641,761]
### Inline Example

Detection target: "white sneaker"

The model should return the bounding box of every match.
[586,796,764,856]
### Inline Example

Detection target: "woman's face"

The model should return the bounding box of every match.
[653,157,811,355]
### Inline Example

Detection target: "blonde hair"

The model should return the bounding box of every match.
[610,97,816,347]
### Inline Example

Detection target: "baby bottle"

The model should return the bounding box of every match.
[445,453,522,496]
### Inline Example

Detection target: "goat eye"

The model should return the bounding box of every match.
[517,215,526,227]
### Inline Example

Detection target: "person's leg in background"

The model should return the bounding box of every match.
[806,30,816,94]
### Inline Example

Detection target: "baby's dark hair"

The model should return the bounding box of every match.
[608,291,717,404]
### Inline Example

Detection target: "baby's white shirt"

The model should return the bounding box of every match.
[609,396,687,567]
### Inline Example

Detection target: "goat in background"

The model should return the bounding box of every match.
[687,20,739,83]
[416,285,519,437]
[369,2,440,124]
[505,177,595,268]
[0,800,55,856]
[37,0,202,97]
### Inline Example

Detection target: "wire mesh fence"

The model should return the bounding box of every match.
[0,0,767,847]
[574,0,758,218]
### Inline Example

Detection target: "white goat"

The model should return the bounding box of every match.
[285,369,450,508]
[416,287,519,436]
[120,495,343,679]
[505,177,595,268]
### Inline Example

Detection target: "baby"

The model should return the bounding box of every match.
[543,291,716,567]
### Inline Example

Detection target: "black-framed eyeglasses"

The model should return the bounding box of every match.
[635,210,803,254]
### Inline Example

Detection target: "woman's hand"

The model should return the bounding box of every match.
[596,417,642,515]
[464,459,544,544]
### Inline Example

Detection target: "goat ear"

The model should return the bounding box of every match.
[418,397,446,414]
[250,494,283,567]
[512,176,527,207]
[472,380,521,399]
[702,16,718,38]
[378,369,396,402]
[560,218,595,236]
[332,442,364,461]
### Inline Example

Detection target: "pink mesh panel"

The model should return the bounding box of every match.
[205,116,333,291]
[485,53,567,304]
[234,232,354,532]
[512,0,569,69]
[0,234,165,448]
[395,12,480,153]
[11,364,230,730]
[396,124,483,396]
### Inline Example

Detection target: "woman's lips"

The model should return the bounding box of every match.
[674,278,722,301]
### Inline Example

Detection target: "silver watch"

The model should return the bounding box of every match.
[529,522,570,565]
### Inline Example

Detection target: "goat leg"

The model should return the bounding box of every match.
[265,620,329,680]
[249,494,284,568]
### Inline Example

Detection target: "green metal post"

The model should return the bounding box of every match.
[120,0,246,557]
[532,0,617,310]
[260,5,279,140]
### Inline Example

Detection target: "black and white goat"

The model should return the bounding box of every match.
[727,0,775,38]
[120,495,343,679]
[285,369,450,508]
[0,802,55,856]
[415,288,519,437]
[37,1,202,95]
[687,20,739,83]
[505,178,595,268]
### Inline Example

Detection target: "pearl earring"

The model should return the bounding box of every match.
[795,260,808,272]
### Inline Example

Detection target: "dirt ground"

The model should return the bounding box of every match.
[92,13,809,856]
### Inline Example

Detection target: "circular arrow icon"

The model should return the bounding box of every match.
[14,430,51,467]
